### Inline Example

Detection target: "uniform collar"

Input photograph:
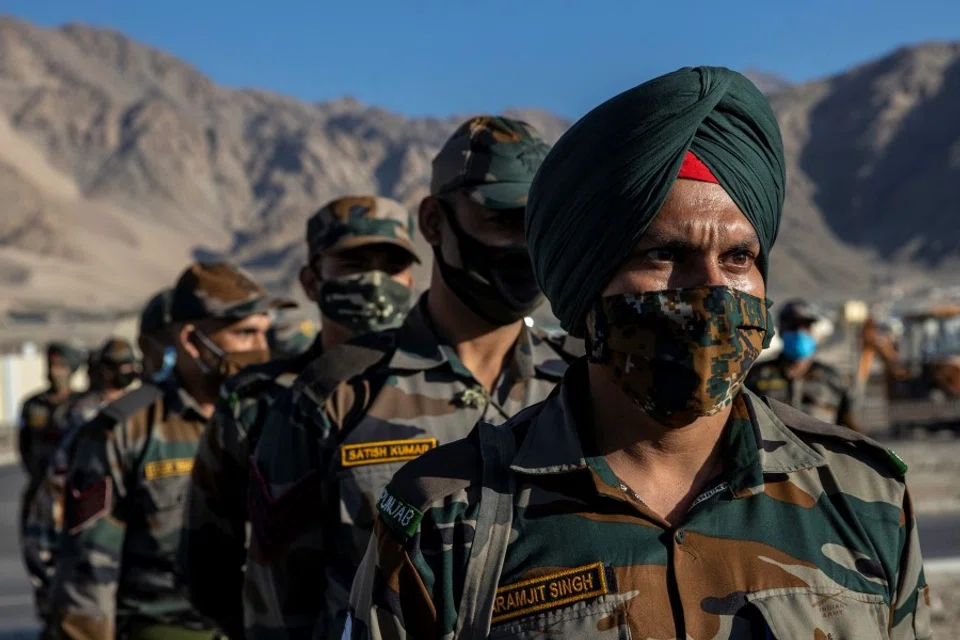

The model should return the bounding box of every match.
[163,381,208,422]
[510,363,826,487]
[387,294,559,383]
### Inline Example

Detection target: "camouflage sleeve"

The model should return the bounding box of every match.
[244,386,342,639]
[22,456,66,622]
[51,422,130,640]
[346,487,478,639]
[891,487,932,639]
[179,394,253,639]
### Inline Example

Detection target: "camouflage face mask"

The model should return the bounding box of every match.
[587,286,772,428]
[316,270,412,335]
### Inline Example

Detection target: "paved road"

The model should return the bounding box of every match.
[0,463,956,636]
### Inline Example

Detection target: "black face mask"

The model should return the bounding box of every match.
[434,201,544,326]
[104,362,140,390]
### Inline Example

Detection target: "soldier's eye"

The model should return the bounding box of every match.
[645,248,675,262]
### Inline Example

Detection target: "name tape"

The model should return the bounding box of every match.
[341,438,437,468]
[492,562,609,624]
[143,458,194,481]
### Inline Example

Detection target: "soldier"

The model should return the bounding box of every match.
[347,68,930,639]
[23,338,140,631]
[51,262,288,639]
[18,343,85,535]
[746,299,860,430]
[244,116,581,639]
[179,196,420,640]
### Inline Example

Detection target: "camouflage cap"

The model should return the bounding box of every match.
[139,288,174,335]
[98,338,137,365]
[170,261,297,324]
[306,196,420,262]
[430,116,551,209]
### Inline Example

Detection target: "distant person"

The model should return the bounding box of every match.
[746,299,861,430]
[51,262,285,640]
[178,195,420,640]
[17,343,85,534]
[244,116,582,640]
[346,67,929,640]
[22,338,140,632]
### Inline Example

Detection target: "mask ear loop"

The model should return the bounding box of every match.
[192,329,227,375]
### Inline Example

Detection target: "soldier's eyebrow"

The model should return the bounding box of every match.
[631,231,698,252]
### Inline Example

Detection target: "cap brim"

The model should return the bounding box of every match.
[468,182,532,210]
[220,296,298,321]
[322,235,422,263]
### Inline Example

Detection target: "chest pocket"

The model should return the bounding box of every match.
[485,563,631,639]
[747,587,889,640]
[334,437,438,564]
[487,592,631,639]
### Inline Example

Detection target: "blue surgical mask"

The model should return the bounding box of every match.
[780,331,817,362]
[152,347,177,383]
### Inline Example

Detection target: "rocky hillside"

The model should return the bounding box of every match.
[0,17,958,324]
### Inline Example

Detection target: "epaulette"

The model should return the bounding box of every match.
[763,396,908,477]
[296,329,398,406]
[98,384,164,428]
[376,429,483,541]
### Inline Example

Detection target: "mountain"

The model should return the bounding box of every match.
[744,69,793,95]
[0,17,958,329]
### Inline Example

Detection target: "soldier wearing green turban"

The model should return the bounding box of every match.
[345,67,931,640]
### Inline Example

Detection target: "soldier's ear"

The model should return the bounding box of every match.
[179,324,201,359]
[299,264,320,302]
[419,197,444,247]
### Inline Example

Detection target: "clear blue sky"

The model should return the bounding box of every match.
[7,0,960,119]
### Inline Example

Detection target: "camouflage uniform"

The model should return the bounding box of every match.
[23,390,108,621]
[243,299,579,639]
[242,117,559,640]
[179,339,322,639]
[746,357,859,429]
[19,389,82,481]
[347,361,931,639]
[52,262,287,640]
[179,196,419,639]
[24,339,141,627]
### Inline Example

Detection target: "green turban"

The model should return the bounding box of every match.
[525,66,785,337]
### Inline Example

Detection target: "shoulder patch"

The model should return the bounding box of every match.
[885,448,909,475]
[382,430,483,528]
[377,486,424,539]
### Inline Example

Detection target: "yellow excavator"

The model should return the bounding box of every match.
[856,304,960,435]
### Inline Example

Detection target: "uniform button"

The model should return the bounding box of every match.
[675,529,685,544]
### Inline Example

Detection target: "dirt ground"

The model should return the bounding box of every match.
[929,571,960,637]
[881,437,960,514]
